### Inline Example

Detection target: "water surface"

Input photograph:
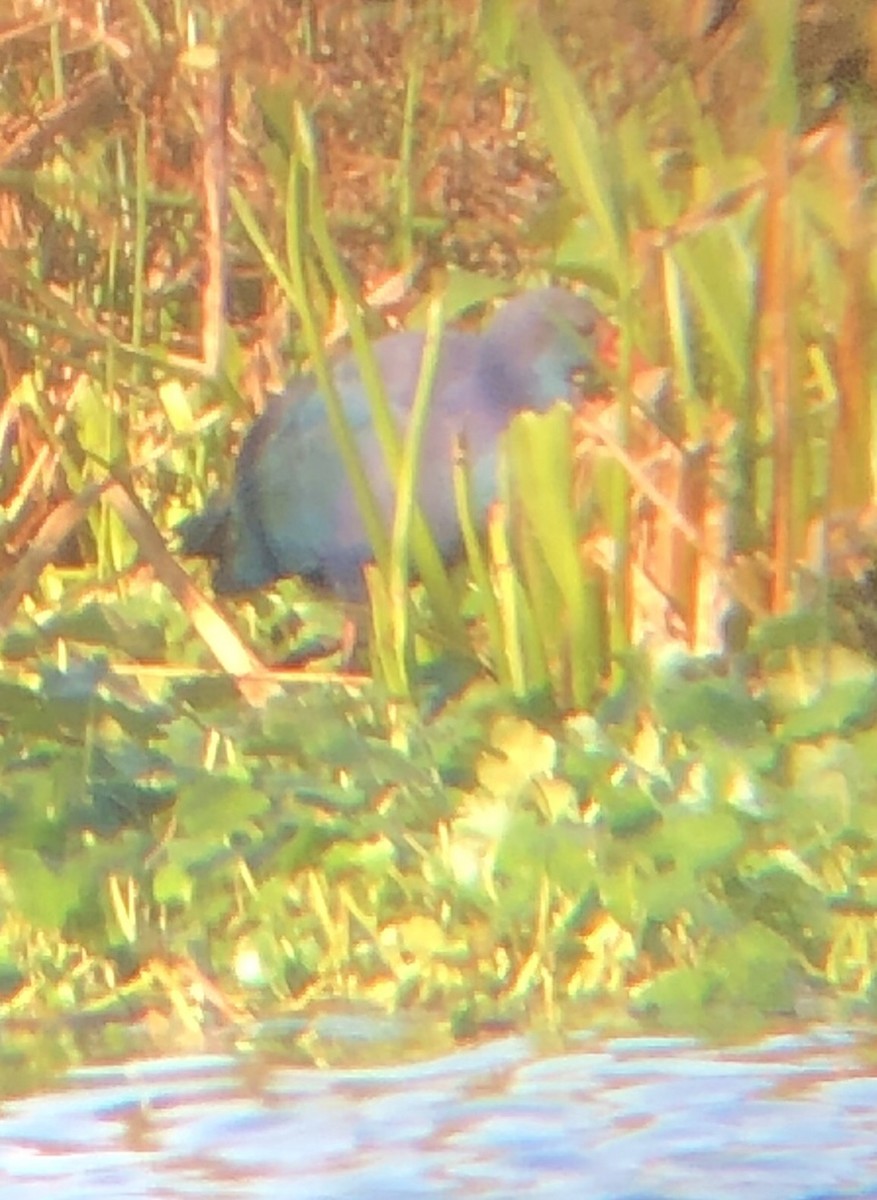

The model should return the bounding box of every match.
[1,1027,876,1198]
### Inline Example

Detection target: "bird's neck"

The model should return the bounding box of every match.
[477,342,569,415]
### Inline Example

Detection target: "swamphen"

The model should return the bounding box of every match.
[180,287,604,596]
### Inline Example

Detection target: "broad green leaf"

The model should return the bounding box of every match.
[598,782,661,838]
[153,860,194,906]
[656,808,745,875]
[174,777,270,841]
[780,679,877,742]
[5,849,83,930]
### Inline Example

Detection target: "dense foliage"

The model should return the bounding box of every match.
[1,0,876,1083]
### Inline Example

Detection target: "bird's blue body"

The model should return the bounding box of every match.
[180,287,601,596]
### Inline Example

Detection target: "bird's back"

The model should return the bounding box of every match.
[223,327,491,594]
[181,287,600,596]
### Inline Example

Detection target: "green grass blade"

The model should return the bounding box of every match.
[506,406,604,708]
[453,439,510,689]
[521,20,624,278]
[293,108,467,646]
[387,296,446,686]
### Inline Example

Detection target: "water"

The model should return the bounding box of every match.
[1,1028,876,1198]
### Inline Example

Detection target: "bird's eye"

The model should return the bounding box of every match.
[572,363,599,390]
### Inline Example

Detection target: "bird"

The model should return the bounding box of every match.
[179,286,606,598]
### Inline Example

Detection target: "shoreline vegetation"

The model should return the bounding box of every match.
[0,0,876,1086]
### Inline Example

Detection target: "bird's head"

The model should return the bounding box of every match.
[481,286,613,411]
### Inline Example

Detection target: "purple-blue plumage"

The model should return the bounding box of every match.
[179,287,602,596]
